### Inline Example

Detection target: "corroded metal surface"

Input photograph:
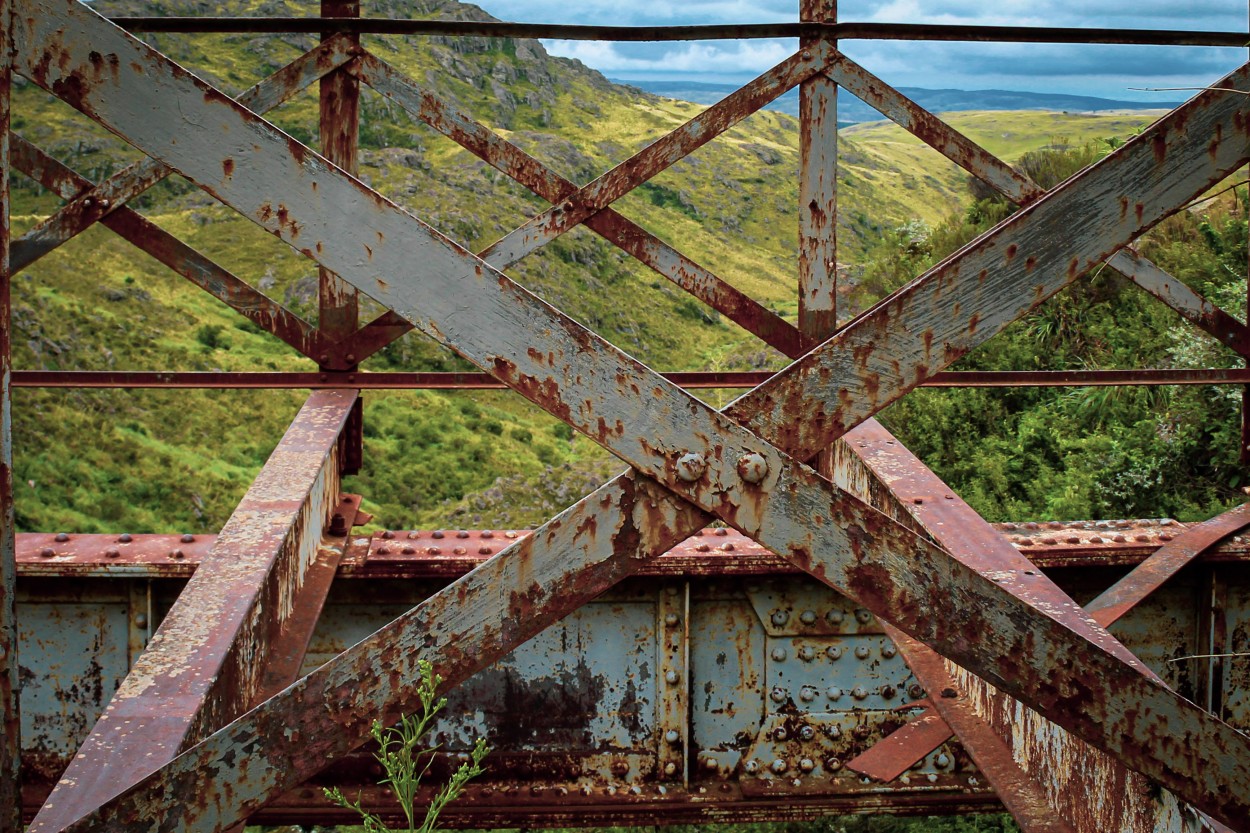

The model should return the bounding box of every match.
[28,390,356,833]
[798,0,838,343]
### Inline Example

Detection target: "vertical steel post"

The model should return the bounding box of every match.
[0,0,18,827]
[320,0,363,473]
[798,0,838,347]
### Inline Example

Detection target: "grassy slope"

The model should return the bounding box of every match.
[8,0,1163,531]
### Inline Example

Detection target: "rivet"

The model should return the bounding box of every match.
[55,532,69,543]
[169,548,184,560]
[720,543,735,552]
[381,530,395,540]
[432,530,445,539]
[852,686,868,700]
[799,725,815,740]
[119,533,133,543]
[944,494,954,500]
[612,761,629,776]
[770,686,788,703]
[799,609,816,625]
[675,452,707,482]
[665,729,680,744]
[39,547,55,558]
[666,585,679,595]
[774,727,789,741]
[703,756,718,771]
[854,608,872,624]
[456,530,469,539]
[941,687,958,698]
[481,530,494,538]
[629,785,643,795]
[1089,535,1103,543]
[927,773,938,783]
[880,685,896,699]
[770,759,788,774]
[827,724,842,738]
[377,546,390,555]
[854,645,871,659]
[798,646,816,661]
[826,686,842,700]
[427,546,441,555]
[913,497,924,505]
[105,548,120,558]
[453,546,467,555]
[908,684,924,699]
[935,753,951,769]
[826,609,845,625]
[135,613,148,628]
[715,528,729,536]
[407,531,420,539]
[402,546,416,555]
[826,646,843,660]
[771,647,788,661]
[737,452,769,484]
[663,762,677,776]
[744,759,760,774]
[770,610,789,626]
[665,670,678,684]
[799,758,815,773]
[506,531,517,538]
[479,546,493,555]
[968,776,980,786]
[853,724,871,739]
[531,786,543,796]
[181,533,194,544]
[696,543,711,552]
[881,642,897,658]
[665,613,679,626]
[826,757,842,771]
[800,687,816,702]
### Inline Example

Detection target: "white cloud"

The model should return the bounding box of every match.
[544,39,796,76]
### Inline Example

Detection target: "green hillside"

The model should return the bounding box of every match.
[7,0,1194,534]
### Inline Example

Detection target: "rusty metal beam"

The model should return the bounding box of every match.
[16,367,1250,390]
[798,0,838,344]
[1086,502,1250,628]
[20,3,1250,825]
[351,53,805,359]
[28,390,357,833]
[844,704,952,783]
[0,0,19,828]
[478,46,828,269]
[10,136,328,360]
[11,36,357,274]
[101,16,1250,47]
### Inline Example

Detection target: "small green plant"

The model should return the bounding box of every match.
[324,661,488,833]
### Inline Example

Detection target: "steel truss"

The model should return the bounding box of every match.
[3,1,1250,831]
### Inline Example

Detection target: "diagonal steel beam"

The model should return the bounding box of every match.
[348,52,805,358]
[10,34,356,273]
[19,3,1250,826]
[828,51,1250,358]
[476,46,829,269]
[29,390,358,833]
[10,135,328,359]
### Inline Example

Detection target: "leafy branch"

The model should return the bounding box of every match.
[325,660,489,833]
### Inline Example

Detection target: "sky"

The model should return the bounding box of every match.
[471,1,1248,101]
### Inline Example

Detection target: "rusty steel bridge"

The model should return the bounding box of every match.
[4,1,1250,831]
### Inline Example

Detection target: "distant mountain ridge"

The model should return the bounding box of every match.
[615,79,1182,124]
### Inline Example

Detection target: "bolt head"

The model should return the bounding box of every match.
[105,548,120,558]
[935,753,951,769]
[799,758,815,772]
[770,609,789,626]
[826,645,843,660]
[665,729,680,744]
[826,609,845,625]
[181,533,195,544]
[664,613,679,626]
[703,756,718,771]
[908,684,925,699]
[663,762,677,776]
[770,686,788,703]
[773,727,788,741]
[881,685,896,700]
[736,452,769,484]
[675,452,707,482]
[665,670,678,684]
[826,686,843,700]
[799,609,816,625]
[854,645,871,659]
[826,757,843,771]
[852,686,869,700]
[881,642,897,658]
[39,547,55,558]
[798,646,816,662]
[799,726,815,740]
[770,759,788,774]
[799,687,816,702]
[771,647,788,662]
[744,759,760,774]
[54,532,69,542]
[854,608,872,624]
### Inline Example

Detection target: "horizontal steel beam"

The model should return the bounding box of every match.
[103,17,1250,47]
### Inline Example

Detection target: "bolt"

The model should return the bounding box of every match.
[665,729,680,744]
[478,546,493,555]
[799,758,815,773]
[105,548,120,558]
[770,609,789,626]
[180,533,194,544]
[826,686,843,700]
[854,608,872,624]
[328,513,349,536]
[377,546,390,555]
[427,546,441,555]
[880,685,896,700]
[798,646,816,662]
[799,687,816,702]
[675,452,707,482]
[55,532,69,543]
[629,785,643,795]
[432,530,445,539]
[135,613,149,629]
[456,530,469,539]
[99,198,111,209]
[703,756,718,771]
[799,726,815,741]
[854,645,871,660]
[881,642,897,658]
[744,759,760,774]
[770,686,788,703]
[771,759,788,774]
[774,727,788,741]
[39,547,55,558]
[827,724,842,738]
[401,546,415,555]
[481,530,494,538]
[852,686,869,700]
[737,452,769,484]
[119,533,133,543]
[927,773,939,783]
[908,684,925,699]
[935,753,951,769]
[826,646,843,660]
[826,609,845,625]
[826,757,842,771]
[771,647,787,662]
[663,762,677,776]
[799,609,816,625]
[665,670,678,684]
[665,613,679,626]
[169,548,185,560]
[382,530,395,539]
